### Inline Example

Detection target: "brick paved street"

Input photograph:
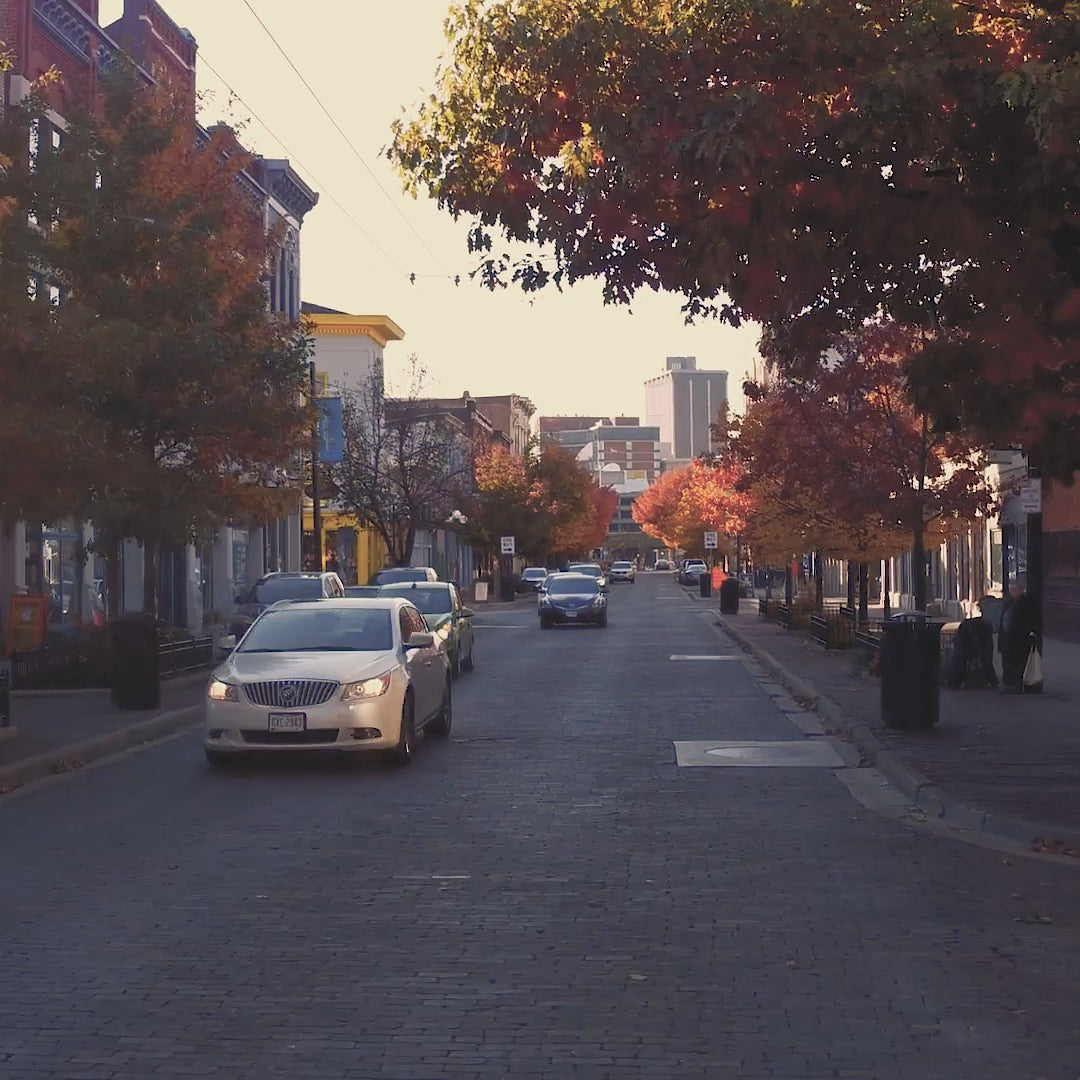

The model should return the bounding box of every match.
[1,573,1079,1079]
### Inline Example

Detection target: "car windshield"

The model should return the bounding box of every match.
[253,577,324,604]
[522,568,547,579]
[612,562,633,570]
[377,586,453,616]
[371,568,429,585]
[238,607,394,652]
[569,565,601,577]
[548,577,599,596]
[345,586,380,598]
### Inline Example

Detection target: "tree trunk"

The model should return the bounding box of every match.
[784,564,793,606]
[912,523,927,612]
[142,538,158,618]
[883,558,891,620]
[814,552,825,612]
[847,560,856,609]
[858,562,869,624]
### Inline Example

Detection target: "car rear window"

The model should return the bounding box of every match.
[377,585,453,615]
[253,578,325,603]
[568,565,601,577]
[371,568,429,585]
[548,577,599,595]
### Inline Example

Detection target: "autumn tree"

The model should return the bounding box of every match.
[333,358,472,568]
[0,64,94,525]
[17,64,313,614]
[391,0,1080,476]
[732,328,996,610]
[551,476,617,560]
[465,439,598,562]
[632,459,748,557]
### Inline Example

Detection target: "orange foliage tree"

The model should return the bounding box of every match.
[632,459,749,557]
[19,64,314,613]
[551,477,617,560]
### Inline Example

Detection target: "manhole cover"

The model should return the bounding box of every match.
[673,740,846,768]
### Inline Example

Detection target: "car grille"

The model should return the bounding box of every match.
[242,680,340,708]
[240,729,340,745]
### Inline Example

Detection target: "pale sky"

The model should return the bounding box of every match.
[99,0,761,419]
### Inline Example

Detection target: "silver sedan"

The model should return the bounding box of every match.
[203,598,452,767]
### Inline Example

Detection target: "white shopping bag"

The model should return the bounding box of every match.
[1023,642,1044,690]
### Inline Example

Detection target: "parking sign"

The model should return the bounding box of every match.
[500,536,516,555]
[704,531,718,549]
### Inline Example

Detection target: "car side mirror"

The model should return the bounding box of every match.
[460,607,474,619]
[219,634,237,651]
[405,631,435,649]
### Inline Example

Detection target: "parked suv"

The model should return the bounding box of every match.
[231,571,345,636]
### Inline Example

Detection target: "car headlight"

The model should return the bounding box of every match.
[208,679,239,702]
[341,671,393,701]
[540,595,552,605]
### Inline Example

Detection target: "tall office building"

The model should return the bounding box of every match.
[644,357,728,465]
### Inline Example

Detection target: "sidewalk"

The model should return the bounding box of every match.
[0,672,207,792]
[713,597,1080,849]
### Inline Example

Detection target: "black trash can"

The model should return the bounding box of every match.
[0,659,10,729]
[719,577,740,615]
[699,573,712,598]
[499,574,517,603]
[880,614,942,730]
[110,613,161,710]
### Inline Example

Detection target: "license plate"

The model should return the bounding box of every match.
[566,611,577,619]
[268,712,306,732]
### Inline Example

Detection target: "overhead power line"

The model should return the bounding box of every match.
[198,51,412,280]
[239,0,453,279]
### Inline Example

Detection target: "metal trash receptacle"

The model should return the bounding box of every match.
[110,613,161,710]
[880,614,942,730]
[499,575,517,603]
[0,659,11,728]
[699,574,712,598]
[719,577,740,614]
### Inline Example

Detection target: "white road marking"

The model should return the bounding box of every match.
[669,654,741,661]
[673,740,846,768]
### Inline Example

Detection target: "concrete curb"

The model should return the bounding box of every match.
[716,614,1080,851]
[11,669,213,699]
[0,704,201,793]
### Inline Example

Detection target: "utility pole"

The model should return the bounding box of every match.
[310,361,323,572]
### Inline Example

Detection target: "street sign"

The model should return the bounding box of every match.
[987,448,1023,466]
[500,536,516,555]
[704,531,718,549]
[1019,478,1042,514]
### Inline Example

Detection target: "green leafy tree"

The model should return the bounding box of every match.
[390,0,1080,475]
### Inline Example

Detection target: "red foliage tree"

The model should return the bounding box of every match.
[392,1,1080,475]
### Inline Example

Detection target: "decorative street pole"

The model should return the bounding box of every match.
[310,361,323,572]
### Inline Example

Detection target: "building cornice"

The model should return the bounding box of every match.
[306,313,405,347]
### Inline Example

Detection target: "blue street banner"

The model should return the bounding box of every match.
[318,396,344,464]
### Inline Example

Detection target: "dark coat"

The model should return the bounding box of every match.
[998,593,1039,657]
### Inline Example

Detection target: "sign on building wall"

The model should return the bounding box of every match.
[319,397,344,464]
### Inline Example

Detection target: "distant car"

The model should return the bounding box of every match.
[368,566,439,586]
[378,581,475,677]
[678,560,709,585]
[655,558,672,571]
[567,562,609,591]
[232,571,345,635]
[609,560,636,584]
[519,567,550,592]
[205,597,452,767]
[538,573,608,628]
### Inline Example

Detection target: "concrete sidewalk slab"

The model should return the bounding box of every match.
[716,606,1080,852]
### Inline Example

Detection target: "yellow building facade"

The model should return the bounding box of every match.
[301,304,406,585]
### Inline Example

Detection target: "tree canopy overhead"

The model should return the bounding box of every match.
[391,0,1080,474]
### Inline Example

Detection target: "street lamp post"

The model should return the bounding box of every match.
[310,361,323,572]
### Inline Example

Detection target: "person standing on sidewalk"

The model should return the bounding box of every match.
[998,578,1039,693]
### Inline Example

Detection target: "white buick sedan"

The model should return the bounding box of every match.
[204,598,451,768]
